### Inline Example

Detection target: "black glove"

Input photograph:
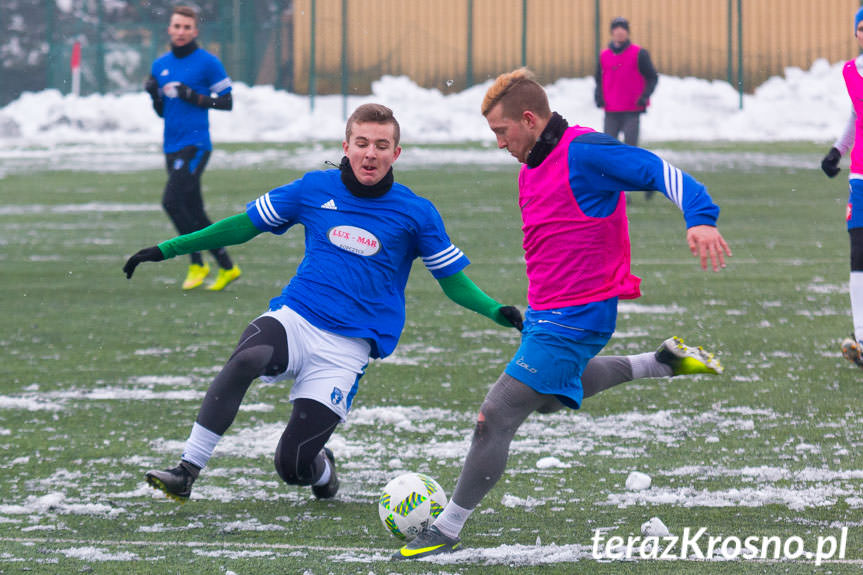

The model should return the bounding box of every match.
[176,83,209,107]
[498,306,524,331]
[636,96,648,107]
[144,75,160,100]
[821,147,841,178]
[595,96,604,109]
[123,246,164,279]
[175,83,196,102]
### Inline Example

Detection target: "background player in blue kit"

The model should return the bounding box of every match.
[123,103,525,502]
[145,5,240,291]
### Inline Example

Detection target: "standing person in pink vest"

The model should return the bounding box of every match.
[594,17,658,148]
[394,68,731,560]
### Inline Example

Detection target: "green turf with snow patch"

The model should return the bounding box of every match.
[0,144,861,574]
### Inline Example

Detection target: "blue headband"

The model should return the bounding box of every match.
[856,6,863,34]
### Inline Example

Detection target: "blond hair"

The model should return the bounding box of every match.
[481,68,551,120]
[345,103,401,147]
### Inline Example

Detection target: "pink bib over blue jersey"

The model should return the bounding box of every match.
[517,126,642,310]
[843,59,863,175]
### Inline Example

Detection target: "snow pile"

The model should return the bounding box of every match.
[0,59,850,148]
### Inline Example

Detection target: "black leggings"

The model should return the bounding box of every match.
[274,398,340,486]
[851,228,863,271]
[195,316,339,486]
[162,146,232,269]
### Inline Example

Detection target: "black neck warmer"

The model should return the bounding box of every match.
[171,40,199,59]
[339,156,394,198]
[610,39,631,54]
[525,112,569,168]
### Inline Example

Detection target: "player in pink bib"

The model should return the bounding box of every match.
[395,68,731,560]
[594,17,658,149]
[821,6,863,369]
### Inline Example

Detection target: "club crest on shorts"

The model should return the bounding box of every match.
[331,387,344,406]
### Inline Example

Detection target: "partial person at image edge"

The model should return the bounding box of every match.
[821,6,863,370]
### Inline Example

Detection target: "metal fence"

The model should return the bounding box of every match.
[1,0,288,104]
[3,0,861,107]
[293,0,862,100]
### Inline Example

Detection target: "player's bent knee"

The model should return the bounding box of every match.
[273,458,299,485]
[224,346,272,378]
[227,317,288,378]
[475,399,517,438]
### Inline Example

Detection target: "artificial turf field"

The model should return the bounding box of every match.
[1,141,862,574]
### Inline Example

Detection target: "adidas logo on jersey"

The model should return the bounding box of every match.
[321,199,338,210]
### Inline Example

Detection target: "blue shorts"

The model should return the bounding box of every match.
[504,319,611,410]
[848,179,863,230]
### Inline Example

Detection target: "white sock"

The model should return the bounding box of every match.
[432,500,473,539]
[851,272,863,342]
[181,422,222,470]
[312,457,331,487]
[629,352,673,379]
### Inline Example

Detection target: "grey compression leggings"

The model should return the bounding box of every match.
[450,355,632,510]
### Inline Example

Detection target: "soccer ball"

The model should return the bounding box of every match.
[378,472,447,541]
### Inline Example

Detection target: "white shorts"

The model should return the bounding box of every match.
[259,305,371,421]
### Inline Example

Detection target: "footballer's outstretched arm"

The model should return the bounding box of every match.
[437,271,523,330]
[572,136,731,271]
[124,213,261,278]
[574,136,719,228]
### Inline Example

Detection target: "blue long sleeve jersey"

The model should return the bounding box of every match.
[246,169,470,359]
[566,131,719,227]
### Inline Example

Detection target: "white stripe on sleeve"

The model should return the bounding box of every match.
[662,160,684,211]
[423,244,465,271]
[210,77,232,94]
[255,194,288,228]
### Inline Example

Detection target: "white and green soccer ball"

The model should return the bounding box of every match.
[378,472,447,541]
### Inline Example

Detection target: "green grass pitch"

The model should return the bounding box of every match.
[1,141,862,574]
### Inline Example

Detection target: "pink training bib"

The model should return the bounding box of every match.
[517,126,641,310]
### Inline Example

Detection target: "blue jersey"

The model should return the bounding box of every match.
[151,48,231,153]
[246,169,470,358]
